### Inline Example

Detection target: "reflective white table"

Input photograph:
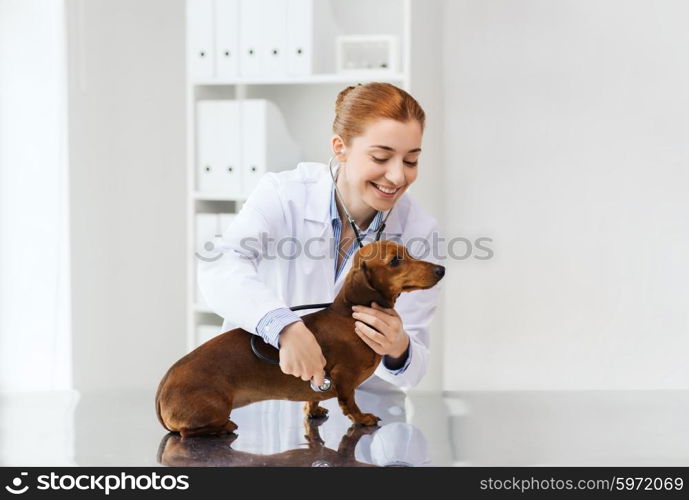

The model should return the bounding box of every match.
[1,389,688,466]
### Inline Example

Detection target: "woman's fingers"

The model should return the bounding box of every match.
[311,370,325,388]
[352,302,401,329]
[352,309,389,331]
[280,359,326,386]
[278,323,327,386]
[355,322,386,355]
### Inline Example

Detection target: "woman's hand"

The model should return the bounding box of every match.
[352,302,410,359]
[278,322,327,388]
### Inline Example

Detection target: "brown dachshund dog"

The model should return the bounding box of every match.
[156,240,445,437]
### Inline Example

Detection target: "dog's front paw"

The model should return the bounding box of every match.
[353,413,381,427]
[311,406,329,418]
[305,405,329,419]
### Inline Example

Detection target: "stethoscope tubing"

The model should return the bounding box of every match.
[250,303,333,392]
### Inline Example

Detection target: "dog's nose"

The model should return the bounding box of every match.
[434,265,445,279]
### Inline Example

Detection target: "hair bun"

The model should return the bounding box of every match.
[335,84,361,111]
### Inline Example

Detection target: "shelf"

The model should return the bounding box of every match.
[190,71,406,86]
[193,304,218,314]
[193,191,245,202]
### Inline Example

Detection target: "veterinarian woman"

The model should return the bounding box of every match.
[198,82,443,393]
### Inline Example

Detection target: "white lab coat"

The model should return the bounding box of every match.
[197,162,444,391]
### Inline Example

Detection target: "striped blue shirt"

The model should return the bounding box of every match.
[255,182,411,374]
[330,183,386,282]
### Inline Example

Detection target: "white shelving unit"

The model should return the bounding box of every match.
[192,71,407,86]
[185,0,423,351]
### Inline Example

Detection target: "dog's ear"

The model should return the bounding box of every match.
[344,260,394,308]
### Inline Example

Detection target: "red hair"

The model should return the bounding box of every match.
[333,82,426,146]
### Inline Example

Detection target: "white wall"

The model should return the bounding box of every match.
[442,0,689,390]
[66,0,187,392]
[407,0,446,392]
[0,0,72,392]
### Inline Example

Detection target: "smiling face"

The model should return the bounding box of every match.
[332,118,422,214]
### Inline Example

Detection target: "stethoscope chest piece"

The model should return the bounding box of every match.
[310,376,332,392]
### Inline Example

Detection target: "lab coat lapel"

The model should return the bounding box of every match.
[303,165,332,227]
[302,166,336,289]
[302,168,333,257]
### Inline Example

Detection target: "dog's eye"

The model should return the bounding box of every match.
[389,256,401,267]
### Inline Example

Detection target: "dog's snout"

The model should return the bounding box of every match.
[434,265,445,279]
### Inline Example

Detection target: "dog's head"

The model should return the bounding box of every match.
[343,241,445,308]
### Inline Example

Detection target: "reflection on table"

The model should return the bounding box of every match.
[157,388,431,467]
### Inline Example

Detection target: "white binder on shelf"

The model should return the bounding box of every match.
[240,99,301,197]
[286,0,337,76]
[196,100,242,198]
[238,0,263,77]
[196,101,218,194]
[215,0,240,80]
[262,0,288,77]
[286,0,313,75]
[186,0,215,81]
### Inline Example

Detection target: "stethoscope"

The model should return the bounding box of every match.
[250,154,396,392]
[328,154,395,247]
